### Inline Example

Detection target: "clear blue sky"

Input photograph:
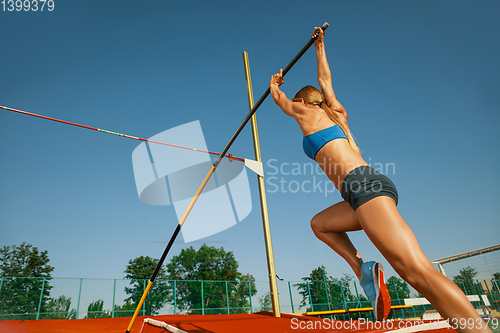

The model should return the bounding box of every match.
[1,0,499,286]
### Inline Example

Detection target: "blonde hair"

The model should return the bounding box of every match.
[294,85,361,154]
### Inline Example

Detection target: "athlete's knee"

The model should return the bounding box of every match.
[393,259,436,289]
[311,212,332,235]
[310,214,323,234]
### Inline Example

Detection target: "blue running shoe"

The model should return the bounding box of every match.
[359,259,391,320]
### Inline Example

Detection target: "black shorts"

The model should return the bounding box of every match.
[340,166,398,211]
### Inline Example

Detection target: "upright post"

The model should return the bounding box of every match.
[225,281,230,314]
[404,282,416,317]
[36,277,46,320]
[307,282,314,312]
[242,51,281,317]
[201,281,204,315]
[173,280,177,315]
[340,281,347,311]
[392,279,401,317]
[112,279,117,318]
[0,277,4,301]
[322,275,331,311]
[437,263,446,276]
[248,281,253,313]
[76,278,83,319]
[288,282,295,313]
[354,281,361,308]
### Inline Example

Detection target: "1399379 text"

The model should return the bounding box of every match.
[2,0,54,11]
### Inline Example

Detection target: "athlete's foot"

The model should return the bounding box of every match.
[359,259,391,321]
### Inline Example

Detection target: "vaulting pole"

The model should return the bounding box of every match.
[125,22,328,332]
[242,51,281,317]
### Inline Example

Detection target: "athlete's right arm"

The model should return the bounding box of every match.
[270,69,294,117]
[314,27,347,118]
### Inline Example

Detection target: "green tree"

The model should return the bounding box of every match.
[453,266,478,282]
[453,266,480,295]
[0,243,54,319]
[113,300,136,318]
[387,276,409,302]
[258,292,272,312]
[43,295,76,319]
[84,299,111,319]
[124,256,169,316]
[492,272,500,281]
[295,266,355,312]
[165,244,257,314]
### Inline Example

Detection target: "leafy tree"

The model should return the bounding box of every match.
[453,266,478,282]
[258,292,272,312]
[0,243,54,319]
[453,266,481,295]
[124,256,169,316]
[295,266,355,312]
[165,244,257,314]
[113,300,136,318]
[84,299,111,319]
[387,276,409,301]
[493,272,500,281]
[43,295,76,319]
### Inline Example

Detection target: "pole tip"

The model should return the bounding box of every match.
[321,22,330,31]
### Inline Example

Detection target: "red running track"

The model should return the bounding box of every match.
[0,312,456,333]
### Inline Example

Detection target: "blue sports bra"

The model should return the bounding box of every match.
[303,125,347,160]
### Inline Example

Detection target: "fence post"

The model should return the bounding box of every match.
[174,280,177,315]
[392,280,400,304]
[404,282,416,317]
[322,275,331,311]
[307,282,314,312]
[201,280,204,315]
[460,280,467,294]
[288,282,295,314]
[225,281,230,314]
[467,279,474,295]
[493,278,500,294]
[76,278,83,319]
[339,280,348,320]
[353,281,361,308]
[392,279,400,318]
[0,277,4,301]
[36,277,46,320]
[112,279,116,318]
[248,281,253,313]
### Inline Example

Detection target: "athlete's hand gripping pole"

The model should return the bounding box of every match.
[124,22,329,333]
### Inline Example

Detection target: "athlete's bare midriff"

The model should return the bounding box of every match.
[314,139,368,192]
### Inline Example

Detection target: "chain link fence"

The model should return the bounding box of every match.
[1,276,498,321]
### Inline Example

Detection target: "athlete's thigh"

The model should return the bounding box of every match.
[356,197,431,269]
[312,200,362,232]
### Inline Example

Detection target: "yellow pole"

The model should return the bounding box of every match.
[125,281,153,333]
[243,51,281,317]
